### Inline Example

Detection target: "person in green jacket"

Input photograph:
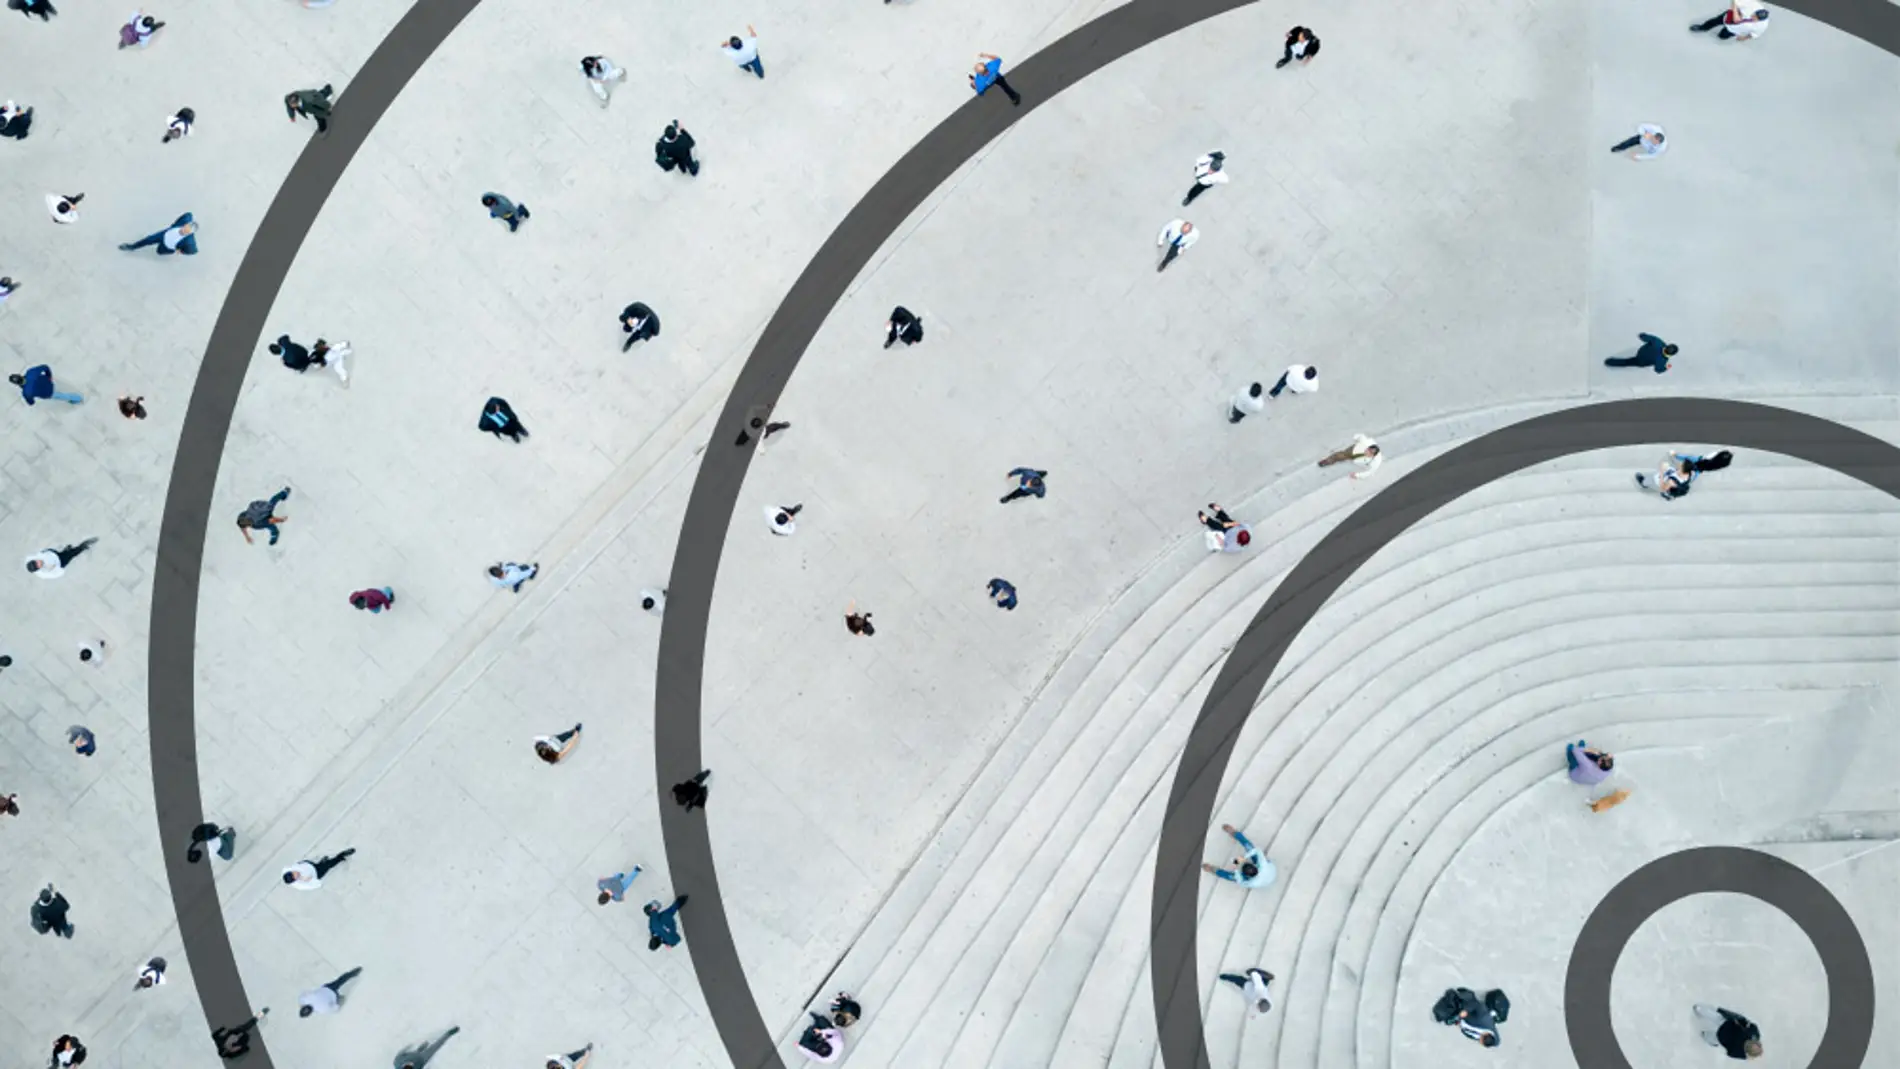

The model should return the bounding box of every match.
[286,83,333,136]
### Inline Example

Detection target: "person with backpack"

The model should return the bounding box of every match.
[186,822,238,863]
[795,1012,844,1063]
[1201,823,1277,888]
[1692,1003,1763,1059]
[645,894,689,950]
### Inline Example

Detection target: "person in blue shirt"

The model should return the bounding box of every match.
[1604,332,1677,373]
[987,578,1018,611]
[1000,467,1047,503]
[969,52,1021,106]
[118,211,198,255]
[646,895,689,950]
[1201,823,1277,888]
[9,364,82,404]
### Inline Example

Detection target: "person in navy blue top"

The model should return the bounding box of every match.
[970,52,1021,106]
[1000,467,1047,504]
[9,364,82,405]
[987,578,1018,611]
[1604,332,1677,373]
[645,895,688,950]
[118,212,198,255]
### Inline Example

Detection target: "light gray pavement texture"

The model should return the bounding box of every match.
[0,0,1896,1067]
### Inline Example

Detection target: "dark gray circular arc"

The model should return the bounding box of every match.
[1565,846,1874,1069]
[1150,397,1896,1069]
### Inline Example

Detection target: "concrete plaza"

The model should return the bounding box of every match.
[0,0,1895,1067]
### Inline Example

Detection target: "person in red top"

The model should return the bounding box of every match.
[349,587,395,613]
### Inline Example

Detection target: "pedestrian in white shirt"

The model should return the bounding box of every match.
[580,56,625,106]
[1610,124,1666,160]
[766,503,802,535]
[1217,967,1276,1016]
[44,192,83,224]
[1157,219,1198,272]
[118,9,163,49]
[1270,364,1318,398]
[1228,382,1264,424]
[134,957,167,990]
[640,588,666,615]
[1319,434,1382,479]
[720,24,763,78]
[1183,151,1228,206]
[281,848,355,888]
[162,107,193,143]
[487,561,539,594]
[546,1043,594,1069]
[1692,2,1769,38]
[0,277,16,302]
[297,967,362,1016]
[78,639,106,666]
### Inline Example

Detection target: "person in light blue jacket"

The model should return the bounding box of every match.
[1202,823,1277,888]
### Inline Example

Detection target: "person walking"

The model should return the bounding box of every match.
[282,848,356,888]
[1605,332,1676,373]
[1455,989,1504,1047]
[12,364,82,405]
[163,107,193,142]
[796,1014,845,1063]
[1228,382,1264,423]
[297,967,363,1016]
[596,866,642,904]
[545,1043,595,1069]
[9,0,56,22]
[580,56,625,106]
[392,1027,460,1069]
[310,338,352,385]
[1566,741,1614,785]
[970,52,1021,105]
[987,578,1018,610]
[719,24,764,78]
[640,588,667,615]
[1611,123,1667,159]
[271,334,316,372]
[30,884,74,937]
[44,192,81,223]
[1693,1004,1763,1059]
[67,726,97,756]
[118,212,198,255]
[1202,823,1277,888]
[479,397,529,442]
[0,793,16,817]
[1319,434,1383,479]
[620,302,660,350]
[286,84,334,136]
[50,1034,87,1067]
[481,193,529,232]
[533,724,582,764]
[655,120,699,176]
[0,276,18,301]
[77,639,107,667]
[26,539,98,577]
[1000,467,1047,503]
[1277,26,1320,67]
[1198,504,1238,534]
[1,100,33,140]
[1217,967,1275,1016]
[1156,219,1197,272]
[1270,363,1319,398]
[766,503,802,535]
[1183,152,1228,206]
[1692,2,1769,39]
[646,894,689,950]
[844,601,875,635]
[237,487,292,546]
[884,306,924,348]
[135,957,168,989]
[119,395,148,419]
[119,10,164,48]
[349,587,396,613]
[186,821,238,863]
[1635,453,1692,499]
[827,993,863,1028]
[212,1011,268,1060]
[488,561,539,593]
[673,769,711,811]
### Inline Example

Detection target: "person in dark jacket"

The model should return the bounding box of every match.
[672,770,710,811]
[1000,467,1047,503]
[481,193,529,232]
[1276,26,1320,68]
[10,364,82,405]
[655,121,699,176]
[30,884,74,937]
[50,1034,86,1067]
[645,894,688,949]
[286,84,333,135]
[1693,1004,1763,1059]
[269,334,315,372]
[0,99,33,139]
[1605,332,1677,373]
[884,306,923,348]
[620,302,660,350]
[479,397,529,442]
[9,0,57,22]
[212,1012,268,1060]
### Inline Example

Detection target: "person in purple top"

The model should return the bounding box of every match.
[969,52,1021,106]
[1566,741,1613,785]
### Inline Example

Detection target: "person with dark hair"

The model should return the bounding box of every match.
[12,364,82,405]
[1276,26,1319,68]
[969,52,1020,105]
[987,578,1017,611]
[640,588,667,615]
[673,770,711,811]
[620,302,660,350]
[349,587,396,613]
[1693,1004,1763,1059]
[1455,989,1503,1047]
[8,0,57,22]
[1270,364,1319,398]
[1605,332,1677,373]
[1611,124,1667,160]
[718,24,763,78]
[1689,450,1733,473]
[884,307,923,348]
[645,894,689,949]
[655,121,699,176]
[480,193,529,232]
[580,56,625,106]
[767,503,803,535]
[1228,382,1264,424]
[1216,967,1275,1016]
[163,107,193,142]
[1198,504,1238,534]
[135,957,167,989]
[827,993,863,1028]
[1636,453,1693,499]
[596,865,641,905]
[50,1034,87,1066]
[1565,741,1613,785]
[282,848,356,888]
[392,1026,459,1069]
[546,1043,594,1069]
[119,395,148,419]
[118,212,198,255]
[533,725,582,764]
[1156,219,1197,272]
[488,561,539,593]
[1184,152,1228,206]
[0,276,18,301]
[1202,823,1277,888]
[66,726,97,756]
[186,822,238,863]
[1692,2,1769,39]
[45,192,82,224]
[270,334,315,372]
[845,601,875,635]
[31,884,74,936]
[479,397,529,442]
[1001,467,1047,504]
[1,792,18,817]
[119,9,164,48]
[0,99,33,139]
[212,1011,268,1060]
[796,1013,844,1063]
[298,968,363,1016]
[26,539,97,578]
[1319,435,1382,479]
[238,488,292,546]
[310,338,352,385]
[286,84,333,136]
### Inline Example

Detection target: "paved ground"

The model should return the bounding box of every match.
[0,0,1895,1067]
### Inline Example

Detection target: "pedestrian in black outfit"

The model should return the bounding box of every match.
[50,1034,86,1067]
[393,1027,461,1069]
[1693,1004,1763,1059]
[271,335,316,372]
[1000,467,1047,503]
[673,769,711,811]
[845,601,875,635]
[1604,332,1677,373]
[285,85,334,136]
[9,0,56,21]
[186,822,238,863]
[30,884,74,937]
[479,397,529,442]
[655,121,699,176]
[1277,27,1319,68]
[1198,504,1238,533]
[282,848,356,887]
[212,1012,268,1060]
[0,100,33,140]
[885,306,924,348]
[620,302,660,350]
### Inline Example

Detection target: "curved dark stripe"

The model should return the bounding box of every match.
[152,0,482,1062]
[654,2,1258,1064]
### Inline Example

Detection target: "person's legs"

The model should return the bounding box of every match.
[565,1049,589,1062]
[50,390,82,403]
[1692,1004,1725,1044]
[314,114,328,134]
[324,966,363,994]
[1717,26,1735,38]
[56,539,96,567]
[992,73,1022,104]
[1603,355,1646,367]
[1691,14,1727,30]
[1566,746,1580,771]
[745,57,764,77]
[1610,135,1642,153]
[590,79,610,104]
[1001,487,1031,503]
[1158,243,1180,272]
[1219,973,1248,987]
[311,848,355,878]
[1318,449,1354,466]
[1228,405,1245,424]
[1276,41,1295,67]
[1184,183,1206,206]
[121,231,165,250]
[1211,868,1239,883]
[1269,371,1290,397]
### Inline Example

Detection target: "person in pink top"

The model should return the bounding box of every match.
[1566,741,1614,785]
